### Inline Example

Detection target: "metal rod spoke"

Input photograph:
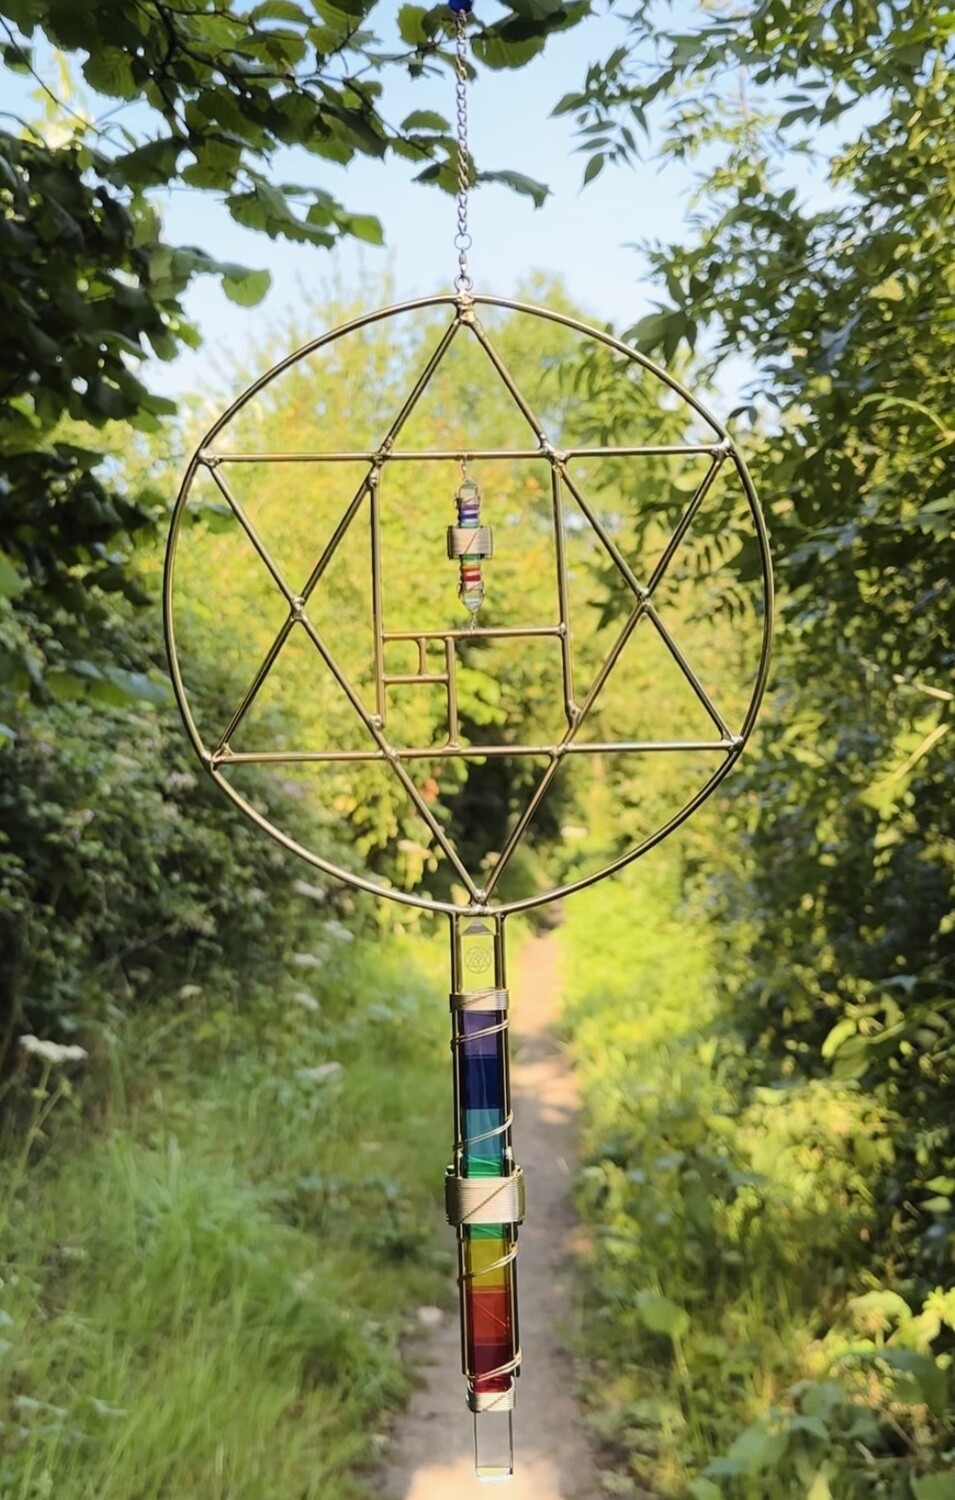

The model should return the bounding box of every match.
[446,637,461,744]
[299,479,371,603]
[645,452,724,596]
[207,465,294,603]
[383,625,562,643]
[550,466,577,724]
[214,616,294,754]
[214,738,738,765]
[558,464,647,601]
[645,602,733,737]
[369,469,385,721]
[202,444,722,464]
[466,316,549,441]
[377,319,461,453]
[483,600,646,897]
[296,614,479,897]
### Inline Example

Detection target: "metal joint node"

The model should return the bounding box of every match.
[199,450,220,469]
[289,596,306,621]
[715,436,734,459]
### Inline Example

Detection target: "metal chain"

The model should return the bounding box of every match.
[453,6,473,293]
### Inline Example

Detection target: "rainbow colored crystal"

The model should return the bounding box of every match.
[453,919,519,1403]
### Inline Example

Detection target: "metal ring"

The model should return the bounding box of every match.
[164,292,773,918]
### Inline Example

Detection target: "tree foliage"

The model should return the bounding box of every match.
[0,0,588,1050]
[560,1,955,1490]
[0,0,586,704]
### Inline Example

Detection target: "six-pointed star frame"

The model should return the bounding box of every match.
[165,293,773,914]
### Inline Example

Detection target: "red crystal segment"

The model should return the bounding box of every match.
[466,1286,514,1392]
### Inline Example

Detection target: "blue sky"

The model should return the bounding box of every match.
[151,6,694,394]
[5,3,850,401]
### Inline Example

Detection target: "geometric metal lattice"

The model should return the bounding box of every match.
[164,287,773,1478]
[164,291,773,918]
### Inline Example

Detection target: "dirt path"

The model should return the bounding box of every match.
[381,932,599,1499]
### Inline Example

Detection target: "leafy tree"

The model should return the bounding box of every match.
[0,0,586,712]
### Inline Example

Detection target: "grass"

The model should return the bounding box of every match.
[0,918,454,1499]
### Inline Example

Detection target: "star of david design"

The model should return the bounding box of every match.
[165,294,773,915]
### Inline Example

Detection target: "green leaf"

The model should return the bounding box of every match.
[1,40,33,73]
[401,110,450,132]
[248,0,309,18]
[396,5,428,46]
[0,553,28,600]
[471,30,546,68]
[582,151,606,185]
[706,1421,789,1477]
[480,169,550,207]
[221,268,272,306]
[635,1292,690,1341]
[688,1481,723,1500]
[82,47,137,99]
[912,1477,955,1500]
[344,213,384,245]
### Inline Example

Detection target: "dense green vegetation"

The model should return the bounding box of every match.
[565,865,955,1498]
[557,4,954,1497]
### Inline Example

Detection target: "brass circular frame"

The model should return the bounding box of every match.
[164,292,773,917]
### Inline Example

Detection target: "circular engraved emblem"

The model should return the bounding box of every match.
[464,946,493,974]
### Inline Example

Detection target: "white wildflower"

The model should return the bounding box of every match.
[165,770,197,793]
[293,879,328,904]
[321,920,354,943]
[297,1062,342,1084]
[292,991,321,1013]
[178,984,202,1001]
[291,952,323,969]
[19,1036,88,1066]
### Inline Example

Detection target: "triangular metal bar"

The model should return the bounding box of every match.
[210,317,466,829]
[482,598,648,899]
[216,617,294,754]
[212,475,373,752]
[483,453,735,896]
[204,443,722,464]
[559,462,647,600]
[550,466,577,725]
[465,315,550,443]
[208,464,294,603]
[644,452,726,595]
[374,316,462,454]
[559,453,732,731]
[644,602,733,738]
[294,614,479,899]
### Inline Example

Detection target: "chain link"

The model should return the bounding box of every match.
[453,8,473,293]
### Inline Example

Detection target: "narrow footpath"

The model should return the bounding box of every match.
[381,931,600,1499]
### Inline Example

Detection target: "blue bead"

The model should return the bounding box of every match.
[449,0,473,11]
